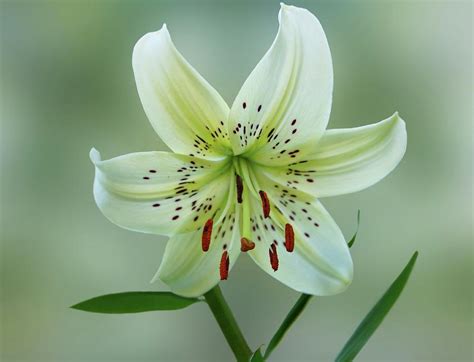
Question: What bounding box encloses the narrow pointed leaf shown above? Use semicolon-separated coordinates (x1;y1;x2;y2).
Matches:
250;347;264;362
71;291;200;314
348;209;361;248
263;293;312;359
335;251;419;362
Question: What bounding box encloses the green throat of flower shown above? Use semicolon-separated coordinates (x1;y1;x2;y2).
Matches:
199;156;296;280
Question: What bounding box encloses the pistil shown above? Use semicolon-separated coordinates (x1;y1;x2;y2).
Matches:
241;190;252;242
233;158;257;251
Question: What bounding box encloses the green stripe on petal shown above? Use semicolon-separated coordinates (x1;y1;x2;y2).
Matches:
133;25;231;159
91;149;232;236
255;113;407;198
228;4;333;166
156;207;241;297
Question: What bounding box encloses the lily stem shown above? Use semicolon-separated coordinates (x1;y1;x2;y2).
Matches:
204;285;252;361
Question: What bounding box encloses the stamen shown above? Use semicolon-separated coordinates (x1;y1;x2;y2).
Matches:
259;190;270;218
220;250;229;280
284;223;295;252
269;244;279;271
240;237;255;252
201;218;213;252
236;174;243;203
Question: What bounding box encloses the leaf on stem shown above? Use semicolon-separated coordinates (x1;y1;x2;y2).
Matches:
71;291;200;314
335;251;419;362
263;293;312;360
250;347;265;362
348;209;361;248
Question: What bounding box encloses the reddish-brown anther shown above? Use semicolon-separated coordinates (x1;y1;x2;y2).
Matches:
201;219;213;252
236;174;243;203
240;237;255;252
219;250;229;280
269;244;279;271
259;190;270;218
284;223;295;252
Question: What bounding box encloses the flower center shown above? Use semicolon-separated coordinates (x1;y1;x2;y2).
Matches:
232;156;295;263
200;155;296;280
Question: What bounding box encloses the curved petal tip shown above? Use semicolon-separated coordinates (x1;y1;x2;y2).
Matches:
390;111;407;133
133;23;170;54
157;23;168;36
279;3;304;13
89;148;101;164
279;3;291;16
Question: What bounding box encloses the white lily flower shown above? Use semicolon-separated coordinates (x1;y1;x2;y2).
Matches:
91;4;407;298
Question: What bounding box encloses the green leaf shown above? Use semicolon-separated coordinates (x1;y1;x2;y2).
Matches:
263;294;312;360
335;251;419;362
348;209;361;248
71;291;200;314
250;347;264;362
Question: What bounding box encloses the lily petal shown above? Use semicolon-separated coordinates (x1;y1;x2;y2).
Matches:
247;193;353;295
133;25;231;158
156;209;240;297
228;4;332;166
254;113;407;198
91;148;232;236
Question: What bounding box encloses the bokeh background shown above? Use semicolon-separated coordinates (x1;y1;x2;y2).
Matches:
1;0;472;361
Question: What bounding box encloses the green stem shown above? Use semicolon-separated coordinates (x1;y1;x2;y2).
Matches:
263;294;313;360
204;285;252;361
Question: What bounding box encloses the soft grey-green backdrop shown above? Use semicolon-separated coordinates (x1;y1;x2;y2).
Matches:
1;0;472;361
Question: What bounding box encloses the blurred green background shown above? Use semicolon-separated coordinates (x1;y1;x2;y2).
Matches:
1;0;472;361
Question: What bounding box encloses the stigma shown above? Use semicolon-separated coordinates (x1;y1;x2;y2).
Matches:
240;237;255;252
